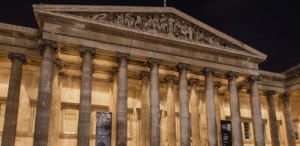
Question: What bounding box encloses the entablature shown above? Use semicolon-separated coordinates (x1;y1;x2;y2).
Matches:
33;4;267;74
0;23;41;65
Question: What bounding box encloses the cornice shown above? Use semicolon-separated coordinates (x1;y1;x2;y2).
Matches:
0;23;38;41
33;5;267;63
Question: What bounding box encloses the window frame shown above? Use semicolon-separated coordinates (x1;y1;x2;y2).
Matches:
293;119;300;141
242;120;252;141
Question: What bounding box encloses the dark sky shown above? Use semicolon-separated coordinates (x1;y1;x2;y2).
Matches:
1;0;299;73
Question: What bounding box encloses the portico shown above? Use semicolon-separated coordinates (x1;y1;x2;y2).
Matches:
0;4;299;146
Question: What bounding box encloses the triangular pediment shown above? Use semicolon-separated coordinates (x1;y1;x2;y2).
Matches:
33;5;267;62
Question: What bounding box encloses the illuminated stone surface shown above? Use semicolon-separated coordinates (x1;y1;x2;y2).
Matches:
0;4;299;146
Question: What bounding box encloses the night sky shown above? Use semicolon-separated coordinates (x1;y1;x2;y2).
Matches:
1;0;299;73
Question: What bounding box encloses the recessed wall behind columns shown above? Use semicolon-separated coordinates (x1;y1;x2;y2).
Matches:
0;62;40;146
221;90;287;146
290;91;300;145
290;92;300;118
0;61;291;146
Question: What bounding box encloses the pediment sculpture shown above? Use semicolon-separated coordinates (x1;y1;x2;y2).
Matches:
59;11;246;52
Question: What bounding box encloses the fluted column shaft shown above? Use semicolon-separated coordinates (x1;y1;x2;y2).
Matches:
204;68;217;146
33;44;55;146
189;78;200;146
226;72;243;146
281;93;296;146
140;72;150;146
265;90;280;146
116;53;130;146
248;76;265;146
1;53;26;146
77;47;95;146
178;63;191;146
149;59;161;146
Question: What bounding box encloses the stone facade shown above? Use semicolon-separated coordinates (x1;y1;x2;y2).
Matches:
0;4;300;146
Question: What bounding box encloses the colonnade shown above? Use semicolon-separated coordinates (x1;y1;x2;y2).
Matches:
0;42;297;146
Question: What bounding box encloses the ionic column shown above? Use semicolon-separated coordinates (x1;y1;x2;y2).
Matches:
214;82;222;146
148;58;161;146
116;53;130;146
33;43;56;146
247;75;265;146
226;72;243;146
1;53;26;146
189;78;200;146
265;90;280;146
203;68;218;146
140;71;150;146
177;63;191;146
166;75;177;146
281;93;296;146
77;47;95;146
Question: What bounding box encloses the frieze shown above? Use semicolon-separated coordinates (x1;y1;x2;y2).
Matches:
0;28;37;40
58;12;249;53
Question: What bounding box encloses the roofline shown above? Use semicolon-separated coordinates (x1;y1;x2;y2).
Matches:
283;64;300;74
0;22;38;34
32;4;267;60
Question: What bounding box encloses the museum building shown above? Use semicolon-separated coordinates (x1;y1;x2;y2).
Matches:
0;4;300;146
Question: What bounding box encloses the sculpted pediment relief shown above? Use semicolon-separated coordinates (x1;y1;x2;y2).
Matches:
33;5;267;61
60;11;238;50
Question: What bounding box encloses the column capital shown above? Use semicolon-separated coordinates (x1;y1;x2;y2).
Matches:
38;39;57;51
189;78;200;86
111;67;119;75
116;52;130;62
264;90;276;96
177;63;191;72
8;53;26;63
238;85;245;91
247;75;262;83
214;82;222;88
282;92;290;97
165;75;177;83
80;47;95;57
225;71;239;80
53;58;63;70
280;92;290;100
148;58;162;68
202;67;215;76
140;71;150;79
188;78;199;86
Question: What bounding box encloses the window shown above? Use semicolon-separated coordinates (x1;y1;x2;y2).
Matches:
293;121;299;140
243;122;251;140
62;109;78;134
0;104;5;131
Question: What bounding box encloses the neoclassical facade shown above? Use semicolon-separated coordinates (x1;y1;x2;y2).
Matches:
0;4;300;146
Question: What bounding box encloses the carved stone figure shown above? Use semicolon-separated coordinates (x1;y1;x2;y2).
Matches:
144;16;153;30
92;13;108;21
187;26;193;40
167;17;175;34
61;11;243;51
207;36;220;46
152;16;160;31
116;14;124;25
159;14;168;33
134;15;143;28
124;13;135;27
